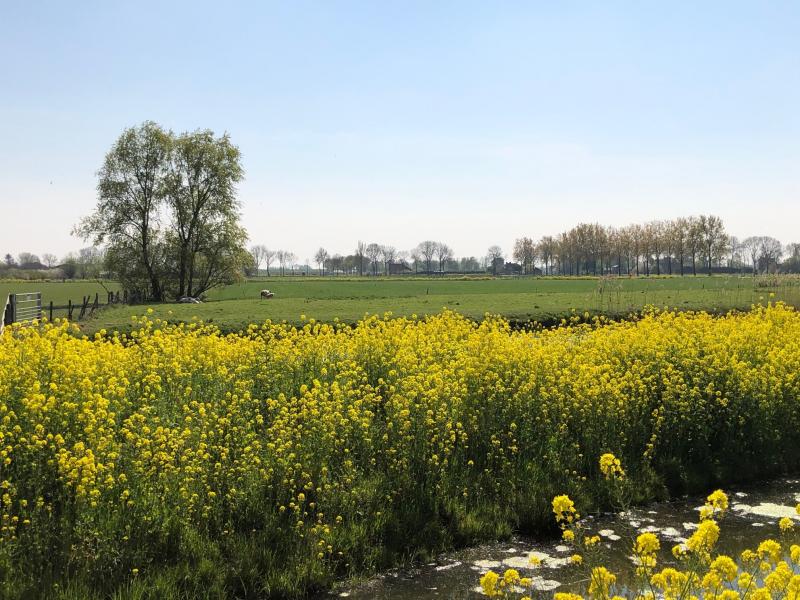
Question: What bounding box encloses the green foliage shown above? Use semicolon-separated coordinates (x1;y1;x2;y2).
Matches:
76;122;248;302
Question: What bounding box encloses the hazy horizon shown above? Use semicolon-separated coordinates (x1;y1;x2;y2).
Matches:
2;1;798;262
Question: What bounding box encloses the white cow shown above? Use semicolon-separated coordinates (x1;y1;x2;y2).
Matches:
260;289;274;299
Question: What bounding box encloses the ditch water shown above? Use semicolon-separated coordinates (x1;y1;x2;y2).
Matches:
328;478;800;600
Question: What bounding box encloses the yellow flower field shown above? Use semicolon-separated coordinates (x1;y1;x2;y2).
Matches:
1;304;799;598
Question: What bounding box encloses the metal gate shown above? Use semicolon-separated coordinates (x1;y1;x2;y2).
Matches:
1;292;42;332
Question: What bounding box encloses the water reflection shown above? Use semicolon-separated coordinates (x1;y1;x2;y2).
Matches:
326;479;800;600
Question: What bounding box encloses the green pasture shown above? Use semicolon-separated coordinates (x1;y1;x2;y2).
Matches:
0;280;121;318
206;274;772;300
82;275;800;334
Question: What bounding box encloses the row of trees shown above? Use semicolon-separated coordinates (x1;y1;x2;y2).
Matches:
511;217;795;276
248;246;300;276
247;241;485;277
1;248;104;280
7;218;800;287
246;216;799;278
511;216;727;276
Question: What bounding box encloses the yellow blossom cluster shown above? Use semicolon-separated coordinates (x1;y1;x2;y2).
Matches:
480;568;533;598
599;453;625;479
1;303;800;596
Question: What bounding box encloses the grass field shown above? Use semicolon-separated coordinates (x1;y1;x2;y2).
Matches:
0;280;121;319
77;275;800;334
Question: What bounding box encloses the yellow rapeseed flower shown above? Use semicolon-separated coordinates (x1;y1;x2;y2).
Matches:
635;532;660;557
480;570;500;597
599;453;625;479
588;566;616;599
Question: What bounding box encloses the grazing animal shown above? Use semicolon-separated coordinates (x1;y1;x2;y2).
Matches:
260;289;274;299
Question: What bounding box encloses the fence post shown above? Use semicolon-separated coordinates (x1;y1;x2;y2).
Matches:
68;299;73;320
2;294;14;328
49;301;53;322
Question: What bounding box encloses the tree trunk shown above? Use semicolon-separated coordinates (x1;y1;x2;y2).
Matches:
140;229;162;301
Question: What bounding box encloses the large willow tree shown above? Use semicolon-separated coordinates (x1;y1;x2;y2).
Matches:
77;121;249;301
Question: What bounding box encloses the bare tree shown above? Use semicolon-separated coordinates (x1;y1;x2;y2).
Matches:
263;248;276;276
250;245;268;275
365;243;382;275
698;214;726;272
416;241;437;273
727;236;741;270
784;243;800;273
41;253;58;269
329;254;343;276
277;250;288;276
758;236;783;274
687;217;703;276
513;237;535;274
78;247;104;279
17;252;41;267
670;218;689;276
459;256;481;272
409;249;421;273
742;237;761;275
396;250;409;270
314;247;329;276
537;236;556;275
355;241;367;276
646;222;663;276
381;245;398;275
284;252;297;275
487;245;503;275
435;243;453;273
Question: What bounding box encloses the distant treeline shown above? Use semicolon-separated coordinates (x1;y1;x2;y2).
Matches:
248;215;800;277
6;216;800;284
0;248;104;281
511;216;794;276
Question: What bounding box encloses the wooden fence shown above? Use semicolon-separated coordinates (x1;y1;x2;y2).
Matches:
1;291;127;332
52;290;126;321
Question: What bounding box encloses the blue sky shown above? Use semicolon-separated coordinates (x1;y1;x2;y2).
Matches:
1;1;798;262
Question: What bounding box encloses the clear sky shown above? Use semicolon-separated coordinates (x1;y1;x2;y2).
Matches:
1;1;798;263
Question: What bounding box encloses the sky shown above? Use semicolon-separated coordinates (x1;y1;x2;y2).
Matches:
1;1;799;264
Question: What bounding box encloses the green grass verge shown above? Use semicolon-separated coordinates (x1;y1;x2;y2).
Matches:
82;275;800;335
